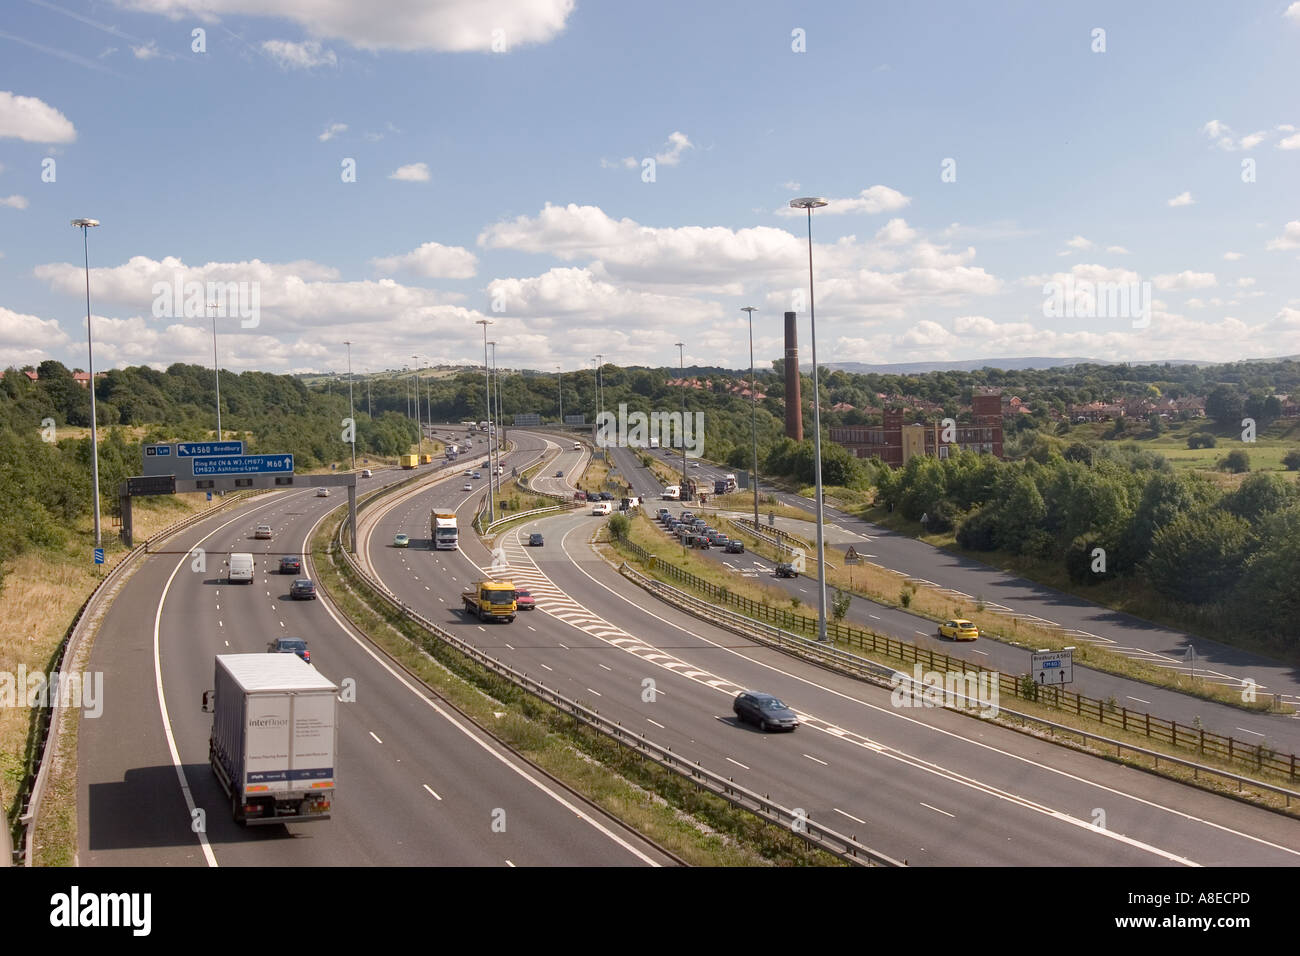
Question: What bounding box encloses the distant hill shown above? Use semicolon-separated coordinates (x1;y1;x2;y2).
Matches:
812;357;1107;375
806;356;1224;375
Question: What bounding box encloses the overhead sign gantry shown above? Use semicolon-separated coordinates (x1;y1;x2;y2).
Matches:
123;442;357;550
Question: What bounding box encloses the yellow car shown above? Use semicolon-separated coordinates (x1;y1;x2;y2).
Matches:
938;619;979;641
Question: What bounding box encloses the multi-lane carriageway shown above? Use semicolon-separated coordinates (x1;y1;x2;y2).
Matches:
76;426;1300;866
77;445;670;866
360;430;1300;866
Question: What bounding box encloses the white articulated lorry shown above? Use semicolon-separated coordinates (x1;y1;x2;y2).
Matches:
205;654;338;826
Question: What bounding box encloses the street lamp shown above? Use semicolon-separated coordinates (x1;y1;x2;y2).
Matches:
365;367;372;419
476;319;494;522
675;342;686;495
71;218;102;550
488;341;498;508
344;341;355;470
594;353;603;425
556;365;563;426
742;306;760;529
411;355;422;463
791;196;830;641
208;300;222;440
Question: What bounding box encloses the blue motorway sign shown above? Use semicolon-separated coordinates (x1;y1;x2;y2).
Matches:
191;454;293;476
177;441;245;457
93;548;105;564
144;444;171;457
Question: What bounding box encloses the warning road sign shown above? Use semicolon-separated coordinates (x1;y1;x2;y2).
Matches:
844;546;861;564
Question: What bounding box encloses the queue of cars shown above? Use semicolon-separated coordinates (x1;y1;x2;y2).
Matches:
654;508;747;553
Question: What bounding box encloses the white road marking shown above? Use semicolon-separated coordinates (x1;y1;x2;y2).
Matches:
921;802;955;818
868;614;880;620
558;641;569;649
834;807;866;825
646;718;665;729
586;688;603;697
1237;727;1264;737
423;785;442;800
1127;696;1150;705
599;663;612;671
369;732;383;744
541;663;553;671
726;757;750;770
504;642;515;650
803;753;829;766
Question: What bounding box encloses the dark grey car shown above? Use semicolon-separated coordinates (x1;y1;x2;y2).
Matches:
733;692;798;732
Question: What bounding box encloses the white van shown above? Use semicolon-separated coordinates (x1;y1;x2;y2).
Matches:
661;485;680;500
228;552;255;584
591;501;613;516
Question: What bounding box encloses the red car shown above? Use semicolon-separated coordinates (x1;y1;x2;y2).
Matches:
515;588;536;610
573;491;587;501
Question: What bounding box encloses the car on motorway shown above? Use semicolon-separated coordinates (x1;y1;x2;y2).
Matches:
591;501;613;516
691;535;711;549
472;471;482;479
515;588;536;611
573;490;587;501
690;461;700;468
724;539;745;553
254;524;273;539
938;619;980;641
482;460;490;468
393;533;410;548
680;511;695;522
315;487;330;497
733;691;798;732
528;532;544;546
278;556;302;575
555;470;564;478
360;469;373;478
228;552;255;584
289;578;317;600
707;530;728;546
774;562;798;578
463;483;473;491
268;637;311;664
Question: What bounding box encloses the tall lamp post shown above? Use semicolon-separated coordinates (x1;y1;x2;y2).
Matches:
476;319;494;522
71;218;102;550
741;306;760;529
556;365;563;425
675;342;686;495
791;196;830;641
411;355;423;463
344;341;355;469
488;341;498;508
208;300;222;439
364;367;372;419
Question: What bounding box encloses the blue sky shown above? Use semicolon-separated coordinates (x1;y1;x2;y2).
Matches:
2;0;1299;377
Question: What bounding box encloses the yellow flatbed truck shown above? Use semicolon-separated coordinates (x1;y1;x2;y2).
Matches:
461;580;517;622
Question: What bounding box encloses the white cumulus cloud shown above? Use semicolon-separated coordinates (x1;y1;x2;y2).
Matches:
261;39;338;69
0;91;76;143
371;241;477;279
776;185;910;217
318;122;347;142
1167;191;1195;207
388;162;431;182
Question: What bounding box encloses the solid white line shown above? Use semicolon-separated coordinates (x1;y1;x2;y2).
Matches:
1127;696;1150;705
803;753;829;766
868;614;880;620
540;663;552;671
369;731;383;744
586;688;602;697
1237;727;1264;737
726;757;750;770
423;784;442;800
646;718;665;729
921;802;955;818
833;807;866;825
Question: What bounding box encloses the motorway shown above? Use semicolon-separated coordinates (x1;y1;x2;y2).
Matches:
358;429;1300;866
603;443;1300;754
77;441;671;867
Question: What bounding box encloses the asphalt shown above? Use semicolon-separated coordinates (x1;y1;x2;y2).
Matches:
77;440;671;867
359;430;1300;867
